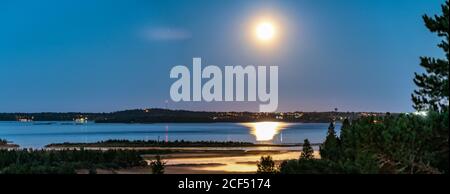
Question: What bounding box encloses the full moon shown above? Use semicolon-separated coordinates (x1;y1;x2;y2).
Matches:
255;22;276;42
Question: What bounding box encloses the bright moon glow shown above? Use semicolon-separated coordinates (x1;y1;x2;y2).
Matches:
255;22;276;42
245;122;286;141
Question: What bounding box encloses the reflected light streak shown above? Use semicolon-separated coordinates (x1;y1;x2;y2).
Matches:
244;122;288;142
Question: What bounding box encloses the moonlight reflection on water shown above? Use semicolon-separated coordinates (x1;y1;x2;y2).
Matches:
244;122;289;142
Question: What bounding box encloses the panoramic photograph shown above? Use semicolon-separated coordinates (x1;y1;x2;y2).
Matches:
0;0;448;182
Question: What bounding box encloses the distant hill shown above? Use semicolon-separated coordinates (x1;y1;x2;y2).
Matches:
0;108;389;123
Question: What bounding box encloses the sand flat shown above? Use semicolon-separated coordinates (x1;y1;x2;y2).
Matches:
142;149;321;174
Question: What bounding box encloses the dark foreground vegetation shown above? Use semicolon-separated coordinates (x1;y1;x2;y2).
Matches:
0;149;160;174
266;112;448;174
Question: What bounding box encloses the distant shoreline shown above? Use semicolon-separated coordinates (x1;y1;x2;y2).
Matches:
0;108;389;124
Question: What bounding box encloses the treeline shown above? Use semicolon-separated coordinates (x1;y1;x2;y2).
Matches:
268;112;448;174
0;109;372;123
0;149;152;174
0;112;106;121
45;140;256;148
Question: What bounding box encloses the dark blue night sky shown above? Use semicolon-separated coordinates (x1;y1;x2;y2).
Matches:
0;0;445;112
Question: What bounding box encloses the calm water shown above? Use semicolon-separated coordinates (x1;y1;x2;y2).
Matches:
0;121;341;148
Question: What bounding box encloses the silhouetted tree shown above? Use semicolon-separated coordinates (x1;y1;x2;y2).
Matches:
412;0;449;112
300;139;314;160
410;0;449;173
320;122;340;161
257;155;277;174
339;118;356;161
150;155;166;174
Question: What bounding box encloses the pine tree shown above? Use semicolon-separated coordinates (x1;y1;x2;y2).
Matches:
327;122;336;137
320;122;340;161
412;0;449;112
339;119;351;140
339;118;355;161
300;139;314;160
257;155;277;174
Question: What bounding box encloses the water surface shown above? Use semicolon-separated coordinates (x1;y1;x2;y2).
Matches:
0;121;340;148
